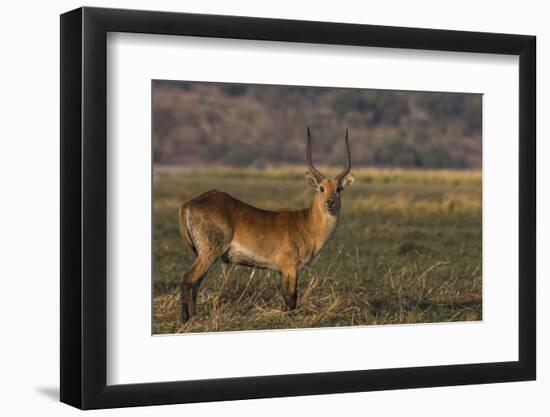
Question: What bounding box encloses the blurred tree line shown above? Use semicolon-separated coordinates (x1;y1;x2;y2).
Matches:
153;80;482;169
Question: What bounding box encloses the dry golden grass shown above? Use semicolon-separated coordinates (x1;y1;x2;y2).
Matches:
153;167;482;334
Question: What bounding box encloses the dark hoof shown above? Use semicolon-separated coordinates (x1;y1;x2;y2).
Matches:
181;303;190;323
285;302;297;312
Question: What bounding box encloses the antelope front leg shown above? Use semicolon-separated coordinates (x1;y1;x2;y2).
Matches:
281;269;298;311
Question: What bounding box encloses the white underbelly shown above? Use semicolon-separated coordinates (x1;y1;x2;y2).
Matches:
226;242;279;271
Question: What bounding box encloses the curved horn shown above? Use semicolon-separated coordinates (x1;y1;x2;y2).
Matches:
306;126;325;182
335;129;351;181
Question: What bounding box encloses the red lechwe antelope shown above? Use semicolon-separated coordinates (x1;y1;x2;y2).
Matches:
178;127;354;322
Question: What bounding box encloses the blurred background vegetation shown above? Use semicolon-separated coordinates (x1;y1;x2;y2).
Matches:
152;80;481;169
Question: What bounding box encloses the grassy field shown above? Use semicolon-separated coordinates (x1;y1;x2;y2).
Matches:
153;167;482;334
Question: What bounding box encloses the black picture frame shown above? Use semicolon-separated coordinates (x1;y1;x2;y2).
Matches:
60;6;536;410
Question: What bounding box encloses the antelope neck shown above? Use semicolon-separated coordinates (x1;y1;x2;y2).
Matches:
305;197;339;248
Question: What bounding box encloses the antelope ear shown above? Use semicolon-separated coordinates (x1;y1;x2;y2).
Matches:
340;173;355;189
305;172;321;189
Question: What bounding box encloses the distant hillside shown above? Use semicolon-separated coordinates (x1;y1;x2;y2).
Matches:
152;80;482;169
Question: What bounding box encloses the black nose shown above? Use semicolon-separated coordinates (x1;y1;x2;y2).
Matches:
327;199;336;208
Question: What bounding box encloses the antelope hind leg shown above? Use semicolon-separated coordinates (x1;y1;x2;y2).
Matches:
180;257;215;323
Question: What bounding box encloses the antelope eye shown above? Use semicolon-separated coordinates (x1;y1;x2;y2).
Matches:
319;186;325;193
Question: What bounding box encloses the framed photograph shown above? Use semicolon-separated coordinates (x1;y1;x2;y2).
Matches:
60;6;536;409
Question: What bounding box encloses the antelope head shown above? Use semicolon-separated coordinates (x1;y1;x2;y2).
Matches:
305;127;355;217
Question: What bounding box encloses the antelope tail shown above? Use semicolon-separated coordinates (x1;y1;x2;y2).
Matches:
178;203;198;256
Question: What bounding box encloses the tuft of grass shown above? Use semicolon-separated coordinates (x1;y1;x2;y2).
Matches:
153;167;482;334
